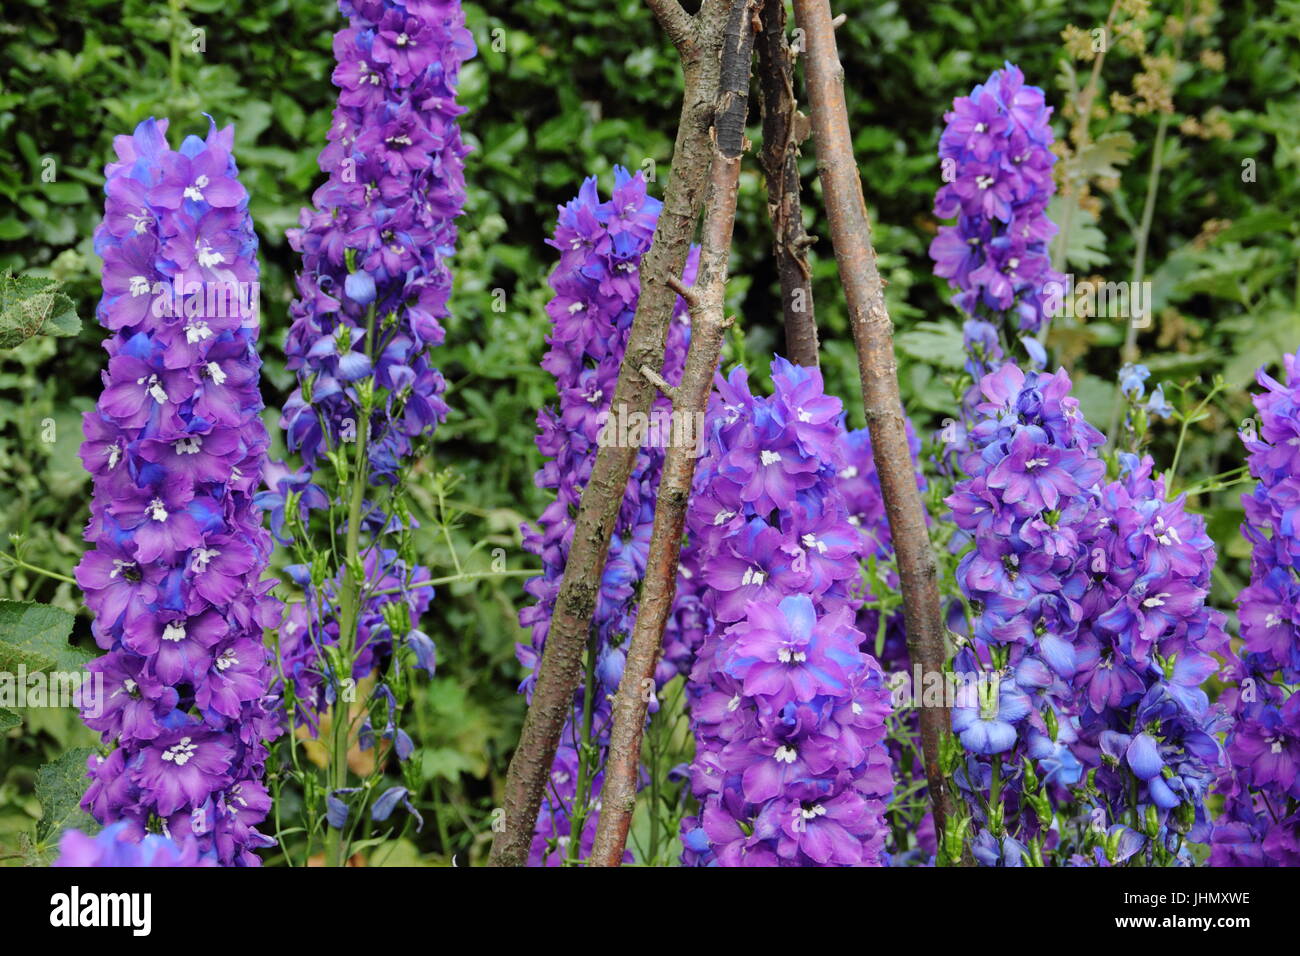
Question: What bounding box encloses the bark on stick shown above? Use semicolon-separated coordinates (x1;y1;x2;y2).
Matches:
589;1;757;866
489;0;735;868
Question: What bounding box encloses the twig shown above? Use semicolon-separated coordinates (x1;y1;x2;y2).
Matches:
488;0;736;868
792;0;961;853
646;0;698;54
757;0;820;366
589;0;757;868
639;363;679;401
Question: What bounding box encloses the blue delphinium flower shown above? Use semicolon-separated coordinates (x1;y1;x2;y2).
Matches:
267;0;474;730
948;361;1227;865
930;63;1063;385
1212;351;1300;866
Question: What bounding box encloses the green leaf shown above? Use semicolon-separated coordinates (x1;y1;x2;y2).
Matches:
1069;131;1135;182
0;269;82;348
1048;198;1110;270
895;321;966;369
35;746;98;845
38;180;90;205
0;706;20;731
0;600;89;674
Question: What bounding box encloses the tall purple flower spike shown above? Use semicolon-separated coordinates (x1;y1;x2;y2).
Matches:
267;0;474;723
518;169;698;864
948;361;1227;866
1212;352;1300;866
929;62;1063;462
681;358;894;867
70;117;280;866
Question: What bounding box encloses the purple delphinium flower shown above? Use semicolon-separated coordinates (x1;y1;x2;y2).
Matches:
931;63;1062;341
518;169;697;865
1213;352;1300;866
69;117;280;867
948;361;1227;865
681;357;894;867
267;0;474;727
930;64;1063;482
54;822;216;867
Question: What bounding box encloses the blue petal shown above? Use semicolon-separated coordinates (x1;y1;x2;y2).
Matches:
344;271;377;305
1126;732;1163;779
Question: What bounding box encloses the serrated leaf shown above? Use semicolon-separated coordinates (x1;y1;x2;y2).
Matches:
1048;197;1110;270
0;600;88;674
0;269;82;348
895;321;966;369
35;746;98;845
0;706;20;731
1068;132;1135;181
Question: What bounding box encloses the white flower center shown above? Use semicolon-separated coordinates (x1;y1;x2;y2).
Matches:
196;240;225;269
162;736;198;766
183;175;209;202
190;547;220;573
138;374;169;404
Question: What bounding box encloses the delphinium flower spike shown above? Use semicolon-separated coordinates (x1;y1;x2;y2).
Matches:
930;63;1062;377
260;0;474;861
947;361;1227;865
518;168;698;864
1212;352;1300;866
681;357;894;866
70;117;279;866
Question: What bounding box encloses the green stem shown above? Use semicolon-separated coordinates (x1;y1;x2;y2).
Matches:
367;567;536;599
325;308;377;867
0;553;76;586
565;634;599;866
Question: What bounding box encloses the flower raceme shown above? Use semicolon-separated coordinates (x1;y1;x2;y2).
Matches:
1212;352;1300;866
69;117;280;866
947;362;1227;865
929;62;1063;485
930;62;1062;344
267;0;474;727
517;168;696;864
682;358;894;867
279;0;474;480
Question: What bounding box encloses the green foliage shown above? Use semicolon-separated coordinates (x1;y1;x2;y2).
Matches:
0;601;88;674
33;746;98;848
0;271;80;349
